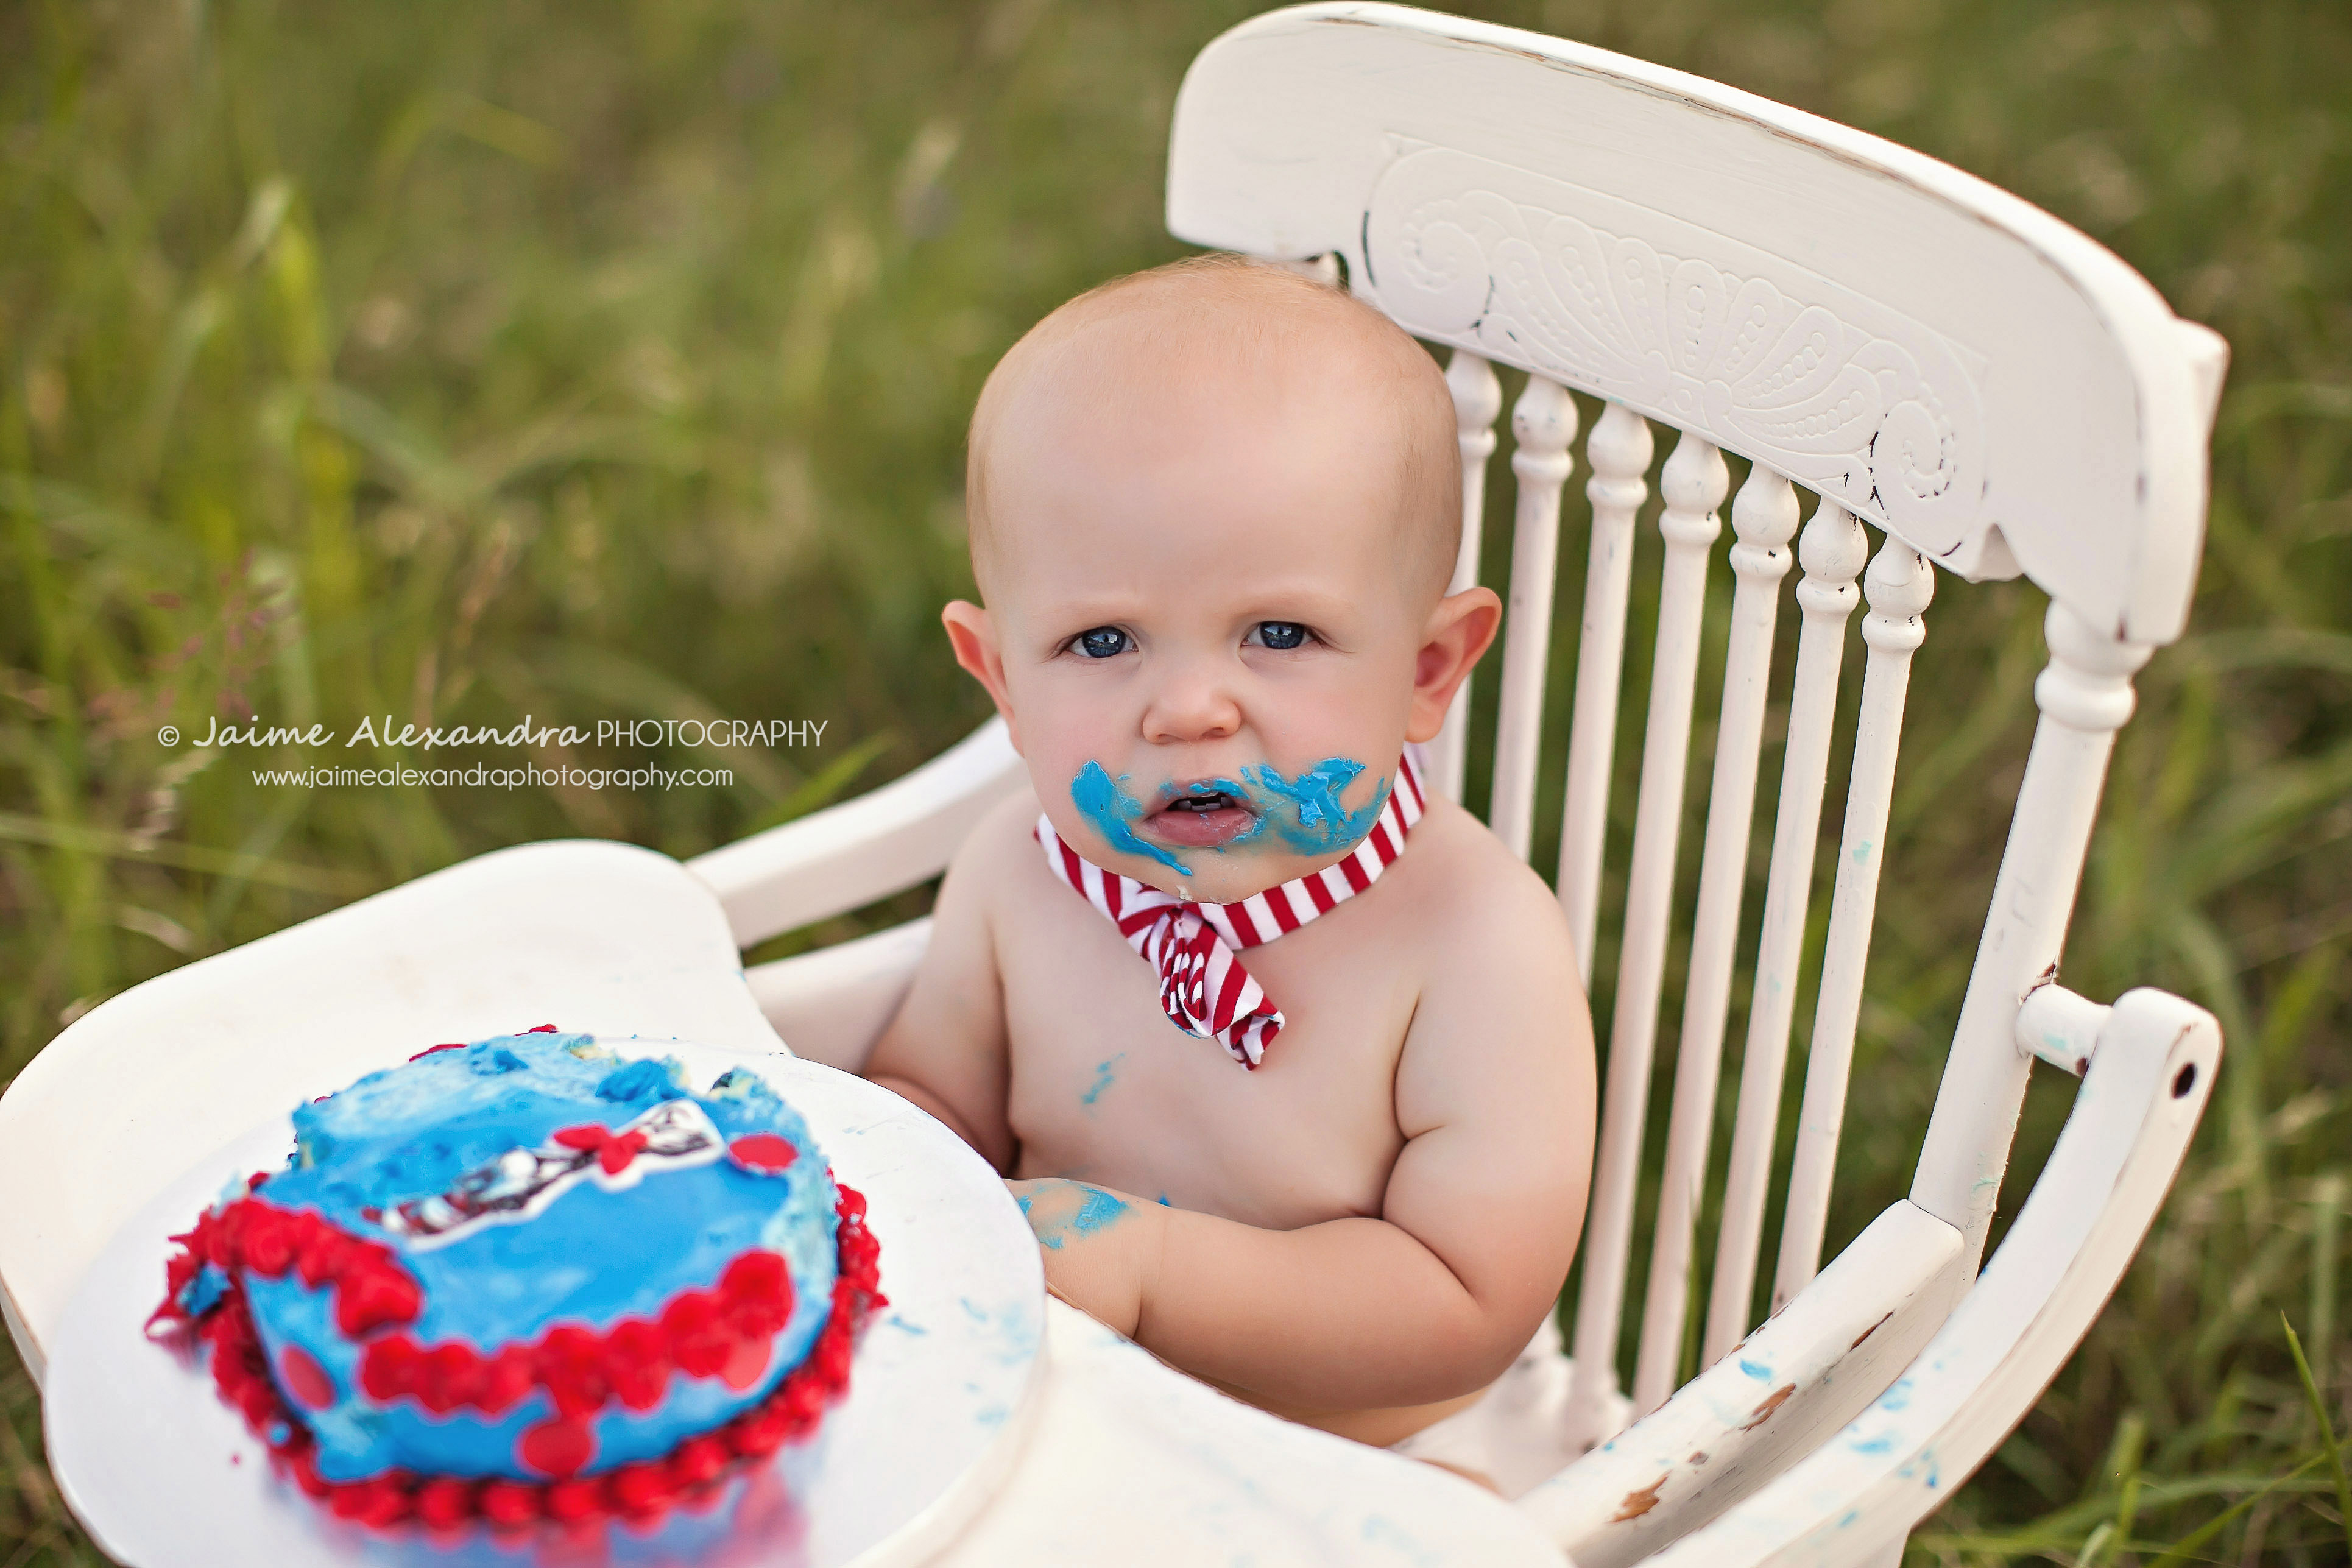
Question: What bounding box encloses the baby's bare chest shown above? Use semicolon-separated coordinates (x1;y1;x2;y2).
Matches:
995;884;1424;1228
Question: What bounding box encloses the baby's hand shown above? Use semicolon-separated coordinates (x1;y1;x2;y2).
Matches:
1006;1178;1164;1337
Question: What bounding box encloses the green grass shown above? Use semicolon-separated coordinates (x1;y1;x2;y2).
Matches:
2;1;2347;1563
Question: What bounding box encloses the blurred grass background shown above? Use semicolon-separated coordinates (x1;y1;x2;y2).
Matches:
2;0;2347;1562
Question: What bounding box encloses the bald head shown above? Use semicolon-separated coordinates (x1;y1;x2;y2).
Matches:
966;254;1461;603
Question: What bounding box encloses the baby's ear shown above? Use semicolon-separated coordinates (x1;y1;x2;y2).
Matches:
1407;587;1502;743
942;601;1021;750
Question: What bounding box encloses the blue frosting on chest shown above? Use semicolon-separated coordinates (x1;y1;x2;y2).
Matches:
239;1033;841;1482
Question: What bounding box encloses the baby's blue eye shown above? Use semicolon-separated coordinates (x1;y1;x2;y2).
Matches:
1251;621;1310;651
1076;627;1129;659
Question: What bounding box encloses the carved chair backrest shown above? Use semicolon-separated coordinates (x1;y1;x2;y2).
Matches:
1167;2;2224;1436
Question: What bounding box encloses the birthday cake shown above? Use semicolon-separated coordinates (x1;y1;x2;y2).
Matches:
149;1028;882;1530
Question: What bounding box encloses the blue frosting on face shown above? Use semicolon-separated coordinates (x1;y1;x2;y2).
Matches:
1070;760;1189;873
1240;758;1388;853
1067;755;1391;872
235;1032;839;1483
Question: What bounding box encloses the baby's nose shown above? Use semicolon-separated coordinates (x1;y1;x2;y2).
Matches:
1140;667;1243;744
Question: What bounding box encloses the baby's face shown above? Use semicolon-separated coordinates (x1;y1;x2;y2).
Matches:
955;369;1441;904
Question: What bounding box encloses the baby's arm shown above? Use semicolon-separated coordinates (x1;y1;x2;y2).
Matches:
1026;892;1595;1419
863;814;1019;1173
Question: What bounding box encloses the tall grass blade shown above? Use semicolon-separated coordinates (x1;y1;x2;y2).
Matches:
2315;1172;2344;1386
2143;1452;2325;1568
2283;1312;2352;1558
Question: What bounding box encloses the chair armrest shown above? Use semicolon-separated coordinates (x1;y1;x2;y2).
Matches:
747;917;932;1073
1644;988;2220;1568
685;718;1030;948
1520;1200;1962;1566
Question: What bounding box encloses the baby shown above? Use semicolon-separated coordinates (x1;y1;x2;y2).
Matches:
866;255;1596;1455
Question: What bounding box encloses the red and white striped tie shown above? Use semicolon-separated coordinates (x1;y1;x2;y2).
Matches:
1036;751;1426;1068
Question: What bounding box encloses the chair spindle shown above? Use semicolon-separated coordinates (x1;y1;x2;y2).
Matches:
1566;428;1726;1441
1631;464;1799;1414
1556;401;1655;986
1489;377;1579;860
1772;537;1935;1312
1700;501;1869;1365
1912;603;2153;1282
1430;350;1503;801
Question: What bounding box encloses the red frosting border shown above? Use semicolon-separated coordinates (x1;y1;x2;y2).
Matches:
159;1183;885;1532
358;1246;802;1421
154;1188;424;1339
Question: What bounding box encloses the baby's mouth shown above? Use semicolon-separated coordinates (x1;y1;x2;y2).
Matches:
1143;785;1260;849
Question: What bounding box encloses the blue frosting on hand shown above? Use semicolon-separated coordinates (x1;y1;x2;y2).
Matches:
1070;1187;1130;1235
238;1032;839;1483
1015;1180;1132;1251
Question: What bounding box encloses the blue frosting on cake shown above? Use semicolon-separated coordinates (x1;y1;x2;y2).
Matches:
238;1031;838;1483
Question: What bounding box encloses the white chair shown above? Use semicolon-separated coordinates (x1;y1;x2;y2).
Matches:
2;5;2228;1564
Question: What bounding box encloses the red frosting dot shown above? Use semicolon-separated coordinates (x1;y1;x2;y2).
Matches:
719;1334;772;1393
727;1134;799;1173
517;1419;597;1476
278;1344;337;1410
415;1477;476;1530
517;1416;598;1480
478;1480;542;1527
545;1475;610;1523
669;1434;729;1488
